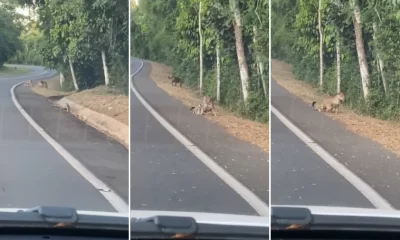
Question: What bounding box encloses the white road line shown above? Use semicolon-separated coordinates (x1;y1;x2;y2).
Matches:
11;81;129;213
131;60;144;76
130;59;269;216
271;105;394;210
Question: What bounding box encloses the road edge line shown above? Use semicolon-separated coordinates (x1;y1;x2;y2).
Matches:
271;105;393;210
131;59;269;216
11;82;129;213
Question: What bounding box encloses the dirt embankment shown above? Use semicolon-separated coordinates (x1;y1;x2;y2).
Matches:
32;76;128;125
146;61;269;153
272;58;400;157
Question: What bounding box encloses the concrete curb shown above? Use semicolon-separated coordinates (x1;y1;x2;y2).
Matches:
55;97;129;149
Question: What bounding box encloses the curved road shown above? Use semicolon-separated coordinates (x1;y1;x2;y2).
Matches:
130;58;266;215
0;65;127;212
271;79;400;210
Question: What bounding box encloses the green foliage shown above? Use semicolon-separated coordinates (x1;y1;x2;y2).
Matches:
8;22;44;65
131;0;269;123
7;0;128;94
272;0;400;121
0;7;21;66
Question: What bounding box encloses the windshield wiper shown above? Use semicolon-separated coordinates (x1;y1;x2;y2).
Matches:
131;215;269;239
271;206;313;230
0;206;128;231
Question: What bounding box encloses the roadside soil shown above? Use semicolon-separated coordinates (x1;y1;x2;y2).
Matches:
32;76;128;125
272;58;400;156
147;61;269;153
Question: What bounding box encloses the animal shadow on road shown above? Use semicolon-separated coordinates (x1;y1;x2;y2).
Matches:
47;95;68;103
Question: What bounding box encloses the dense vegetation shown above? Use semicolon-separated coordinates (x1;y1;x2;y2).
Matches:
132;0;269;123
272;0;400;120
0;1;22;67
5;0;129;94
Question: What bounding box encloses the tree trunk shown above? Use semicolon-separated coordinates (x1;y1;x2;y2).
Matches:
198;0;203;93
336;37;341;93
230;0;250;102
260;63;267;102
372;21;387;93
318;0;324;90
68;57;79;91
216;36;221;102
60;72;65;88
252;25;267;101
101;49;110;87
352;0;370;99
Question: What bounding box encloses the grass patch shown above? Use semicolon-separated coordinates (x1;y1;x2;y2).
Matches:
0;65;31;77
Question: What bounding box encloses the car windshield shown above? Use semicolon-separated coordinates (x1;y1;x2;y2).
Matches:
271;0;400;212
130;0;269;220
0;0;129;218
7;0;398;235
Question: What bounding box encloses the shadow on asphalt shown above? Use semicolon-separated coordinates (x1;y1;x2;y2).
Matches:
47;95;68;102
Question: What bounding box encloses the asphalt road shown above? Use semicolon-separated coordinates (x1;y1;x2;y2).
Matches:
271;79;400;209
130;58;261;215
0;65;125;212
270;114;373;207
